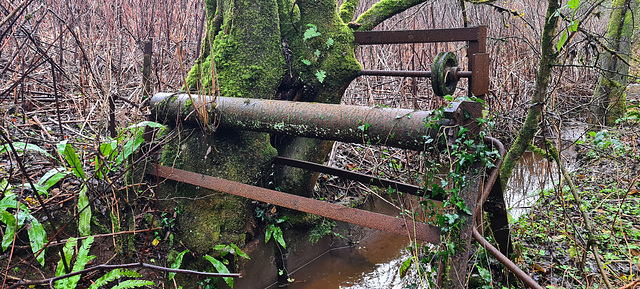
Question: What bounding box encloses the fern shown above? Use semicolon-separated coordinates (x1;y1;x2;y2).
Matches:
55;237;96;289
88;269;142;289
111;280;155;289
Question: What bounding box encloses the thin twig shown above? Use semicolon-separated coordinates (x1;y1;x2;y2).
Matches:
8;262;241;289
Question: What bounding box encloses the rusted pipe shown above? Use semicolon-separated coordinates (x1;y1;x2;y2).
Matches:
359;69;472;78
150;165;441;244
478;136;505;216
472;227;543;289
150;93;481;151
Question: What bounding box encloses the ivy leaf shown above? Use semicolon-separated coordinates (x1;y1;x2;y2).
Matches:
314;49;321;58
301;59;311;66
315;70;327;83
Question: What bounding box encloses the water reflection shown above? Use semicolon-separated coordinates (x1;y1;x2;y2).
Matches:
287;232;416;289
505;151;562;220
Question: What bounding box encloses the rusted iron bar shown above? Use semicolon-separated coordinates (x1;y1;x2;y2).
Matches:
478;137;512;258
353;26;487;45
358;69;473;78
273;156;435;199
473;227;544;289
151;93;481;151
149;165;441;244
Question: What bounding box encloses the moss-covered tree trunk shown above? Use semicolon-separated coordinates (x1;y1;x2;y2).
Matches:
589;0;639;125
499;0;560;187
182;0;432;195
159;0;436;262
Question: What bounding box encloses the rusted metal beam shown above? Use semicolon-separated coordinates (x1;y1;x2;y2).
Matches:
151;93;481;151
353;26;487;45
149;165;441;244
273;156;435;199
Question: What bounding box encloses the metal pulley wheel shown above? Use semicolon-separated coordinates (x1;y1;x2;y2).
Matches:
431;52;460;97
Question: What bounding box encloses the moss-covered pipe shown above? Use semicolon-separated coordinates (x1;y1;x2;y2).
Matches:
150;92;479;151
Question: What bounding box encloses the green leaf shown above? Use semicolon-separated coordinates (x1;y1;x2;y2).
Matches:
0;210;17;251
115;135;144;167
78;185;91;237
567;0;579;9
326;37;334;48
230;243;250;260
127;120;165;130
314;49;321;58
301;59;311;66
0;179;11;194
0;194;27;210
399;257;413;278
38;167;71;196
112;280;155;289
204;255;234;288
0;142;53;158
28;218;46;266
315;70;327;83
569;20;579;32
266;224;286;249
57;141;85;180
303;24;321;41
96;140;117;179
89;269;142;289
169;249;189;280
556;30;568;51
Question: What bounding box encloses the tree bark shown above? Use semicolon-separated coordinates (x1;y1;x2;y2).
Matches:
590;0;638;125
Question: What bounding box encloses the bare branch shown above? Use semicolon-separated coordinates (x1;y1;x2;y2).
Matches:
8;262;241;289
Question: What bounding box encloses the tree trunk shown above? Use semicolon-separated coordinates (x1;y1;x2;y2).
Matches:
500;0;560;187
590;0;639;125
159;0;435;257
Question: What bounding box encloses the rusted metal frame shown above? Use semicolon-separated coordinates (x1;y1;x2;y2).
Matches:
273;156;436;200
467;26;489;97
149;165;441;244
358;69;473;78
354;26;489;98
151;93;457;151
353;26;487;45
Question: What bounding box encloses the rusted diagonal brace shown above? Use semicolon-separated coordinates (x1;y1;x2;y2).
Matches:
149;165;441;244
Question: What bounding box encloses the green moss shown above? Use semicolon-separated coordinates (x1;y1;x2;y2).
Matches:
159;128;277;254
